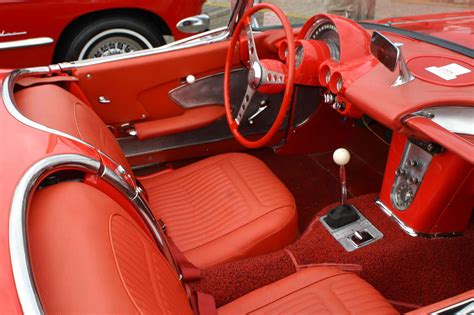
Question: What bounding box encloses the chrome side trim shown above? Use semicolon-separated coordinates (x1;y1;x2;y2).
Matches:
59;27;230;69
9;154;183;313
410;106;474;136
9;154;101;314
375;199;462;238
0;37;54;50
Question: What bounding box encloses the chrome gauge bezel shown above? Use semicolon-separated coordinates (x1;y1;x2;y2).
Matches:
305;18;340;61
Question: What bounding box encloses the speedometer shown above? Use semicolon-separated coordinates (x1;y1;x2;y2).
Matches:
307;20;341;61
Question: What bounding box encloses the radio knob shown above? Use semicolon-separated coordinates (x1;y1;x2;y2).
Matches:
395;168;407;176
406;159;418;167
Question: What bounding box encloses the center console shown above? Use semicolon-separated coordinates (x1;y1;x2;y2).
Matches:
378;132;473;237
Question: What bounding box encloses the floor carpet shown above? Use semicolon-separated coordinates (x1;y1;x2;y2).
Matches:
191;194;474;312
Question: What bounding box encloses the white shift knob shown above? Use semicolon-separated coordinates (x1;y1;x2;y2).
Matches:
333;148;350;166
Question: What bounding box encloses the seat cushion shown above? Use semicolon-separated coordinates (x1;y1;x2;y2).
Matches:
140;153;298;269
219;267;398;315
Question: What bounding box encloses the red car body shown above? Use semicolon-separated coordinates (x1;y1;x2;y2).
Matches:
0;4;472;314
0;0;205;68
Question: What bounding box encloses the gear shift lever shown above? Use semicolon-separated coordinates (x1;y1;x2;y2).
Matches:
324;148;360;229
333;148;350;206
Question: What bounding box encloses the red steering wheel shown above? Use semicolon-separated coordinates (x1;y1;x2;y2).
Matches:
224;3;295;148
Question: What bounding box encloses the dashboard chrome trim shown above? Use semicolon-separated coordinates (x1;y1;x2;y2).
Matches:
411;106;474;136
375;199;462;238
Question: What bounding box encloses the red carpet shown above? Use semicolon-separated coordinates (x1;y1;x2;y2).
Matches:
191;194;474;311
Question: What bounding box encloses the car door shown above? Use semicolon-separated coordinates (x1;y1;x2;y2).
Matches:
69;1;290;168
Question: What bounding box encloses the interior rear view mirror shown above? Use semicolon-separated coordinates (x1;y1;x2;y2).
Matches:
370;31;400;72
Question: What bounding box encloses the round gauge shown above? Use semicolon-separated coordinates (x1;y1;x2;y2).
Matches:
307;20;340;61
295;45;304;68
393;183;414;210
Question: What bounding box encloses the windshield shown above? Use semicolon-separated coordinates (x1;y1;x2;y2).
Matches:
205;0;473;48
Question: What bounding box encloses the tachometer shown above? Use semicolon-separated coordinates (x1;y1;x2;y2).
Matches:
306;20;340;61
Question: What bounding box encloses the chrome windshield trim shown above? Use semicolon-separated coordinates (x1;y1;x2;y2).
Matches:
9;154;101;314
59;27;230;69
0;37;54;50
375;199;462;238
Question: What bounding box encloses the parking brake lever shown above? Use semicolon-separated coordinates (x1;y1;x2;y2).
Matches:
248;99;269;125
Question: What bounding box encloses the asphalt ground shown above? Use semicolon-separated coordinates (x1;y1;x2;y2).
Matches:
203;0;473;29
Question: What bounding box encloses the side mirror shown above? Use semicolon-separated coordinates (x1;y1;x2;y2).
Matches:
176;14;210;34
370;31;414;86
370;31;399;72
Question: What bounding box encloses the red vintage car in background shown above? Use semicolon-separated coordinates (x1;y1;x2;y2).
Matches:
1;0;473;314
0;0;206;68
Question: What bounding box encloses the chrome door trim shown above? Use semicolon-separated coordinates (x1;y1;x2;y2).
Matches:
58;0;251;69
59;27;230;69
0;37;54;50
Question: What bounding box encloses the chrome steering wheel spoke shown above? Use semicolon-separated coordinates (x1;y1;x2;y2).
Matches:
245;22;259;64
261;68;285;85
235;85;256;125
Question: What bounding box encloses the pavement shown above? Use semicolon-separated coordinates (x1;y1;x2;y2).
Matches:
203;0;473;29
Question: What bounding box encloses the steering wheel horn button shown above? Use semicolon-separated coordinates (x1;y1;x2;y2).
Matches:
248;61;262;89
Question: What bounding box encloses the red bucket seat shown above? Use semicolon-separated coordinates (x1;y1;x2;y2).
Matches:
16;84;298;268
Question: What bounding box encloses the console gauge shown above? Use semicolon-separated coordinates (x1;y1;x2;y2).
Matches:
394;183;414;210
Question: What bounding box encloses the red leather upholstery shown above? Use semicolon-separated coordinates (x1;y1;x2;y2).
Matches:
219;267;398;315
28;183;396;314
28;182;193;314
15;84;132;175
140;153;298;268
135;106;225;140
15;84;298;268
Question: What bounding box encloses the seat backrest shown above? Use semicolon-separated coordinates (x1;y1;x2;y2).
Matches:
15;84;132;175
28;181;192;314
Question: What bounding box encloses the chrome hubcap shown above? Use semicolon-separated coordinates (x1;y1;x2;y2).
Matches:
87;36;143;59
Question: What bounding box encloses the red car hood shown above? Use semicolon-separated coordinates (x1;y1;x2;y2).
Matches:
374;11;474;49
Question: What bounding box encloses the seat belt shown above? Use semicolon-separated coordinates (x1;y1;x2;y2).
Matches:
157;219;217;315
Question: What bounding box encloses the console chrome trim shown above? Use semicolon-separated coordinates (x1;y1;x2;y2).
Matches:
375;199;462;238
411;106;474;136
0;37;53;50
